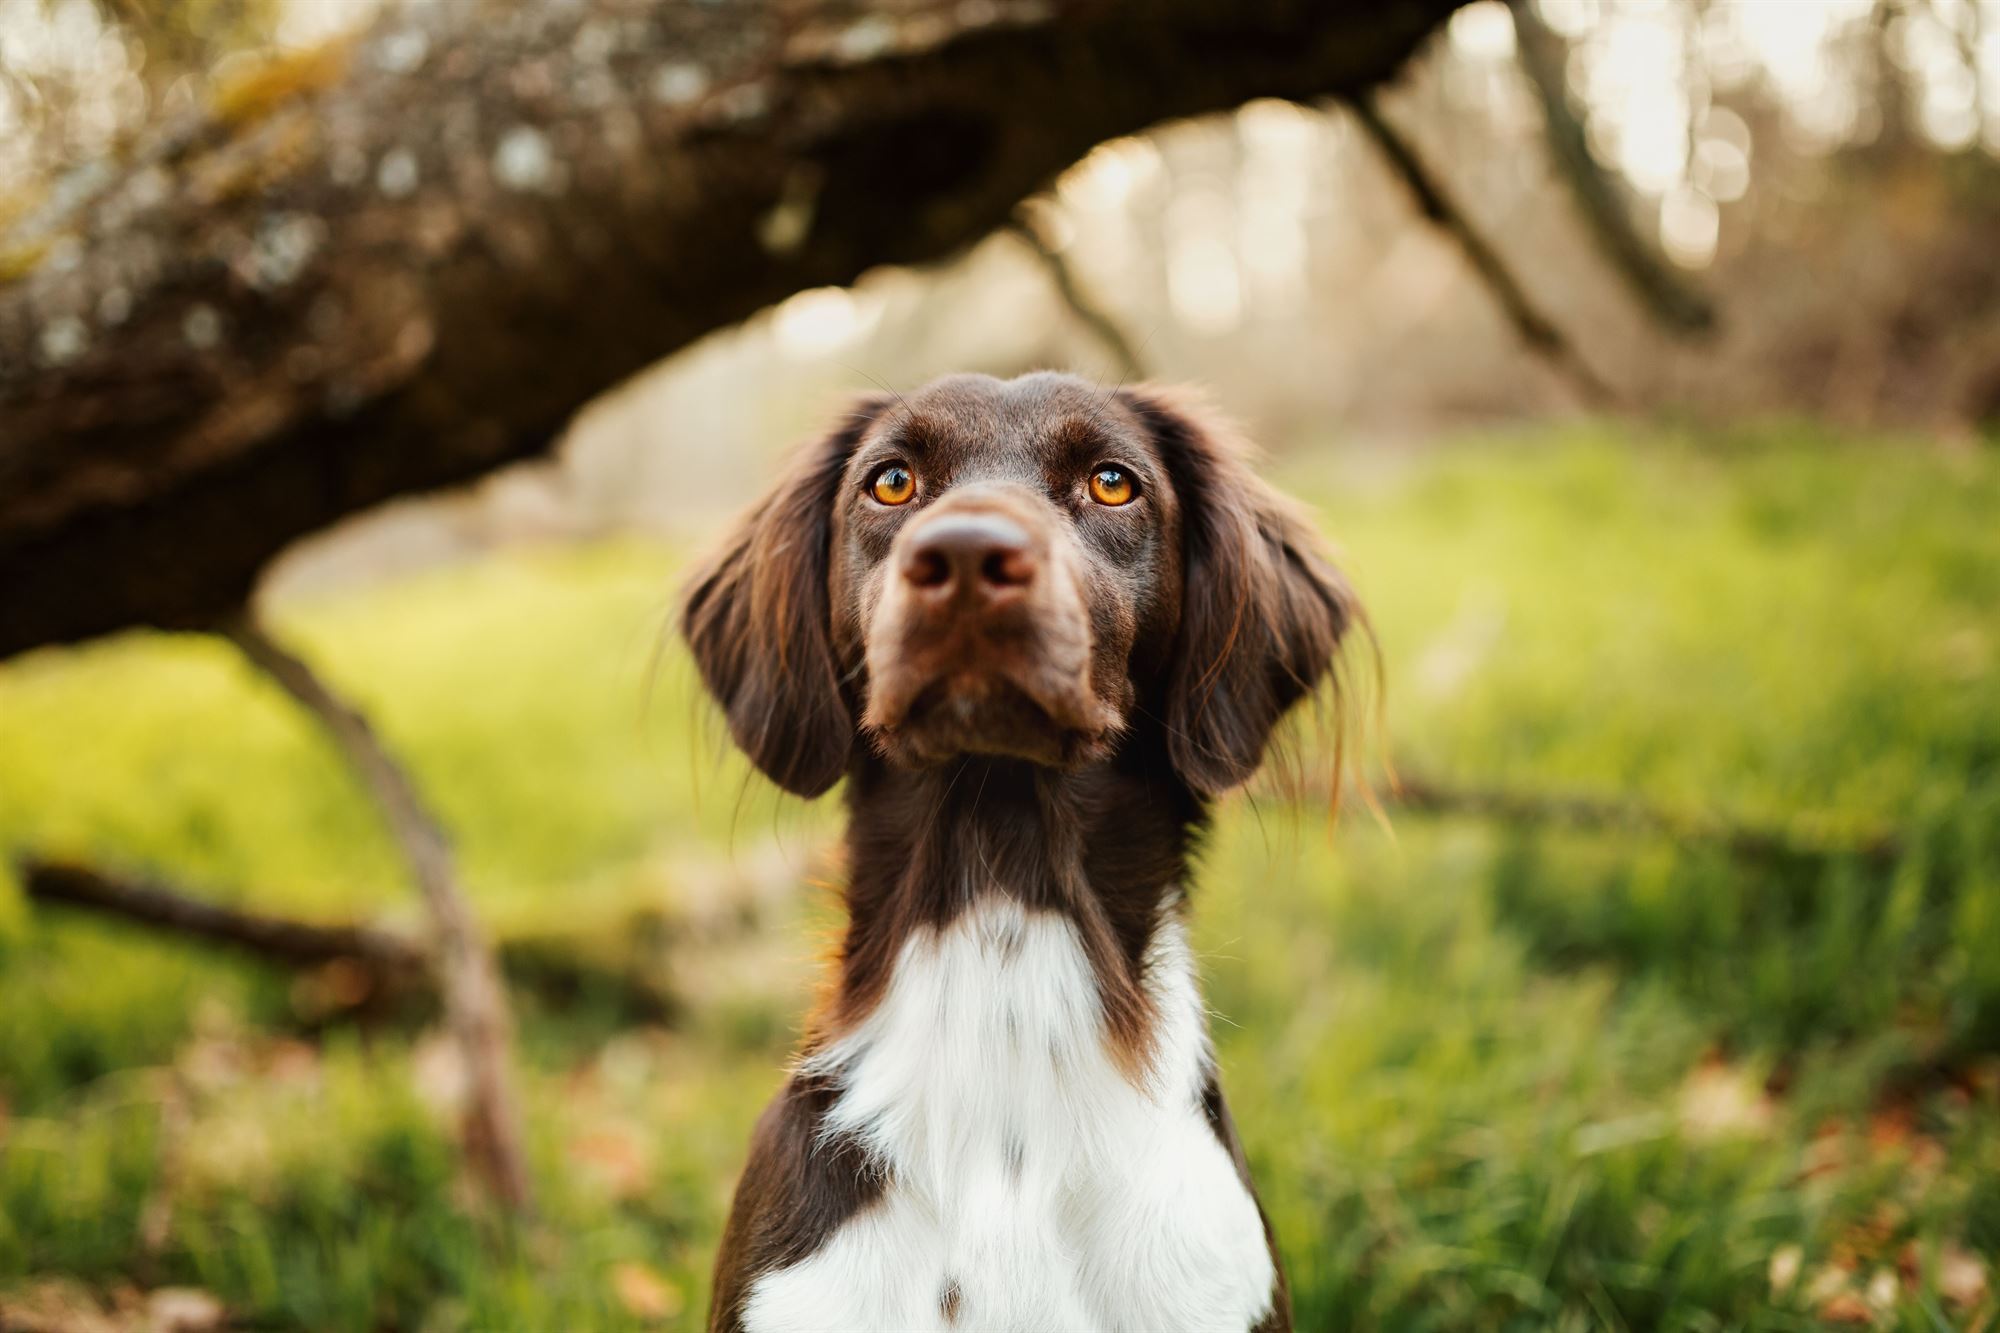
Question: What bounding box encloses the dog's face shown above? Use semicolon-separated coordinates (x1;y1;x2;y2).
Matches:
832;374;1182;771
683;372;1354;798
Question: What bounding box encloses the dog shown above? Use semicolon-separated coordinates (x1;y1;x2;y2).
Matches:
682;371;1358;1332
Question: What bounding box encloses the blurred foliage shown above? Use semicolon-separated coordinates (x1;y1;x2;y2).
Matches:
1;423;1997;1328
100;0;283;77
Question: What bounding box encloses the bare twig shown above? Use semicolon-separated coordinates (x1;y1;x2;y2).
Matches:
222;615;534;1215
1003;213;1148;380
1348;93;1620;409
1507;0;1718;337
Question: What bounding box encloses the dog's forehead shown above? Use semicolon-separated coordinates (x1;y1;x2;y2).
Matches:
891;372;1147;470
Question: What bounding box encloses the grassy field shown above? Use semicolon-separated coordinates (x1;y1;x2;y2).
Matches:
2;424;1996;1331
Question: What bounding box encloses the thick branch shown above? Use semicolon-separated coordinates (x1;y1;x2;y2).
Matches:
0;0;1466;660
1507;0;1717;337
223;614;533;1214
1348;93;1617;408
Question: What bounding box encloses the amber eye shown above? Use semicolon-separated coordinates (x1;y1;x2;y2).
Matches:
871;463;916;506
1088;467;1137;506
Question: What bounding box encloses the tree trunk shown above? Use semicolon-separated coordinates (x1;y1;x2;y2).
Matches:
0;0;1463;660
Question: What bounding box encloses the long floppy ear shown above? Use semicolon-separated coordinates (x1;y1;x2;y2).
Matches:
1121;388;1357;796
679;396;888;796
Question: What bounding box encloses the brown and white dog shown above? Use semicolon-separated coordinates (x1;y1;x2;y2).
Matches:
681;372;1358;1332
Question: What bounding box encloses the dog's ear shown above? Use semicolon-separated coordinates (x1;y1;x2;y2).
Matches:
1121;388;1357;796
680;396;889;797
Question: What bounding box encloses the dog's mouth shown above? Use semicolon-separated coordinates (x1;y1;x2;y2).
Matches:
866;666;1113;769
858;523;1120;770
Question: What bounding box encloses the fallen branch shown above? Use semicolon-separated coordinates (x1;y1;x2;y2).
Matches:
1003;213;1148;380
16;856;676;1024
1372;771;1902;869
1348;93;1618;409
223;615;533;1215
1507;0;1717;337
20;857;426;974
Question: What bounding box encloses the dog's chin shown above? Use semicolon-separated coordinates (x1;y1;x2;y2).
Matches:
868;673;1113;770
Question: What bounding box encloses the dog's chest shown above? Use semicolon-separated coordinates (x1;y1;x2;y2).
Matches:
742;896;1275;1333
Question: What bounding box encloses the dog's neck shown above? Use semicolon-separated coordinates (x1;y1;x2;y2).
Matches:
821;720;1206;1063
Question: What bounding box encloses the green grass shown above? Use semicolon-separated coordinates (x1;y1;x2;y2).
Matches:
1;423;1995;1330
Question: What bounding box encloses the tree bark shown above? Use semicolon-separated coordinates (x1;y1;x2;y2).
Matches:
0;0;1465;660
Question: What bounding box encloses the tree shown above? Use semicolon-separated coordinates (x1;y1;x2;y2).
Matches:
0;0;1466;660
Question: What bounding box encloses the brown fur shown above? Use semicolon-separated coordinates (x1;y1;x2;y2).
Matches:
682;373;1356;1331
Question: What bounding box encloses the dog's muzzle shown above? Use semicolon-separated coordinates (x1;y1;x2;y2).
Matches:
862;489;1107;766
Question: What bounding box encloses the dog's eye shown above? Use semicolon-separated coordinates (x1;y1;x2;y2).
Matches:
871;464;916;506
1088;467;1137;507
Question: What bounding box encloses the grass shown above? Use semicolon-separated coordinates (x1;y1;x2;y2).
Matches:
1;422;1995;1330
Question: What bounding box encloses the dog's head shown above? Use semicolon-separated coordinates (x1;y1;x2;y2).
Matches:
682;372;1356;797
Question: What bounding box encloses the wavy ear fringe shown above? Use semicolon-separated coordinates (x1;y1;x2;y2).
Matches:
680;396;889;797
1119;386;1364;799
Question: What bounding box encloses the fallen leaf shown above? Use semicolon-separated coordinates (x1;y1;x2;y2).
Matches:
1897;1240;1922;1285
611;1262;683;1323
0;1282;225;1333
1769;1244;1804;1297
1806;1263;1855;1310
1817;1290;1875;1325
1867;1105;1913;1154
567;1123;653;1200
1941;1243;1990;1309
1679;1058;1773;1140
0;1279;115;1333
147;1287;227;1332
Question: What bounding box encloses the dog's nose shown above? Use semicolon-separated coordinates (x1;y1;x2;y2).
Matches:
903;512;1037;604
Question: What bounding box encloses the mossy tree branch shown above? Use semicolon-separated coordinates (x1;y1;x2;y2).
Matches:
0;0;1467;661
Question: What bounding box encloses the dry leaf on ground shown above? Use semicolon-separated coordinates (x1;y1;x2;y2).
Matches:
610;1262;683;1323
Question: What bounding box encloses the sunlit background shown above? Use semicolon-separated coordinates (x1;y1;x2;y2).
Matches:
3;1;1998;1329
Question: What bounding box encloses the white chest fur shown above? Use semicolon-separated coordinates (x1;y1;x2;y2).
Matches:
742;896;1276;1333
